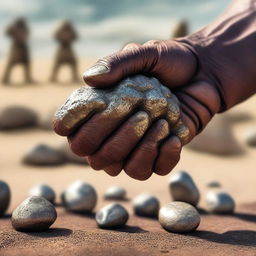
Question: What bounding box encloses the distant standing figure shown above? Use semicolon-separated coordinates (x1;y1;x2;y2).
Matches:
50;20;79;83
2;18;34;85
172;20;189;38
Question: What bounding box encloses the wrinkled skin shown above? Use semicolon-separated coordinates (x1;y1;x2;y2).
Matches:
54;0;256;180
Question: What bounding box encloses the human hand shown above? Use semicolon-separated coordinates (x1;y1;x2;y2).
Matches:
54;0;256;180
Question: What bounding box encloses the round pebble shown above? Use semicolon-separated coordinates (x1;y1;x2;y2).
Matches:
29;184;56;204
245;129;256;147
159;201;200;233
96;203;129;228
23;144;65;166
104;186;126;200
12;196;57;232
0;106;38;130
169;170;200;206
133;194;160;217
206;181;221;188
0;181;11;216
62;180;97;213
206;191;235;214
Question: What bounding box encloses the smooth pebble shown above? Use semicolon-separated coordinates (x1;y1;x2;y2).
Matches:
12;196;57;232
245;129;256;147
29;184;56;204
169;170;200;206
62;180;97;213
159;201;200;233
133;194;159;217
0;181;11;216
104;186;126;200
206;191;235;214
23;144;65;166
96;203;128;228
0;106;38;130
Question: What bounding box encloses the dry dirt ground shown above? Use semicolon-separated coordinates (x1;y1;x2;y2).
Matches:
0;60;255;255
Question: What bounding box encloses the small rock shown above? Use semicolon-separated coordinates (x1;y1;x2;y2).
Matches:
206;191;235;214
0;181;11;216
23;144;65;166
206;181;221;188
133;194;160;217
245;129;256;147
59;142;88;165
104;186;126;200
62;180;97;213
0;106;38;130
29;184;56;204
169;170;200;206
159;201;200;233
187;115;242;155
12;196;57;232
96;203;128;228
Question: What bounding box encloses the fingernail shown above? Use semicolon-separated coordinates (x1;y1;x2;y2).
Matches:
83;64;110;78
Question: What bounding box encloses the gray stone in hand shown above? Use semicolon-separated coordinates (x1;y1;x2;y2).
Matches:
29;184;56;204
62;180;97;213
12;196;57;232
206;191;235;214
0;181;11;216
53;75;190;144
169;170;200;206
132;194;160;217
104;186;127;200
96;203;129;228
159;201;200;233
23;144;65;166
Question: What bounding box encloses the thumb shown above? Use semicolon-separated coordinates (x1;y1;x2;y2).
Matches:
83;40;197;88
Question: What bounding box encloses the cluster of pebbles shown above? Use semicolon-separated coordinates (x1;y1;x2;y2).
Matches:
1;170;236;233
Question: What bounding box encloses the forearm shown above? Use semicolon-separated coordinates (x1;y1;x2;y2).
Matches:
177;0;256;112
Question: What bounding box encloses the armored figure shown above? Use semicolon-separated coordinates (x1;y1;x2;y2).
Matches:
50;20;79;83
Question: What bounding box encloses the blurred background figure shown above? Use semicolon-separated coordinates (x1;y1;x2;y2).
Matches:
2;17;34;85
50;20;79;83
171;20;189;38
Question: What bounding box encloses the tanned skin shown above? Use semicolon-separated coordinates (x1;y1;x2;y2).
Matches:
55;0;256;180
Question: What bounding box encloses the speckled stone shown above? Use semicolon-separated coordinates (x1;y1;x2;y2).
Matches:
29;184;56;204
159;201;200;233
133;194;160;217
0;106;38;130
96;203;129;228
0;181;11;216
12;196;57;232
54;75;190;144
23;144;65;166
169;170;200;206
206;191;235;214
62;180;97;213
104;186;127;200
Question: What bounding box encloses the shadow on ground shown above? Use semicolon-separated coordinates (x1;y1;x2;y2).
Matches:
26;228;73;238
190;230;256;247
